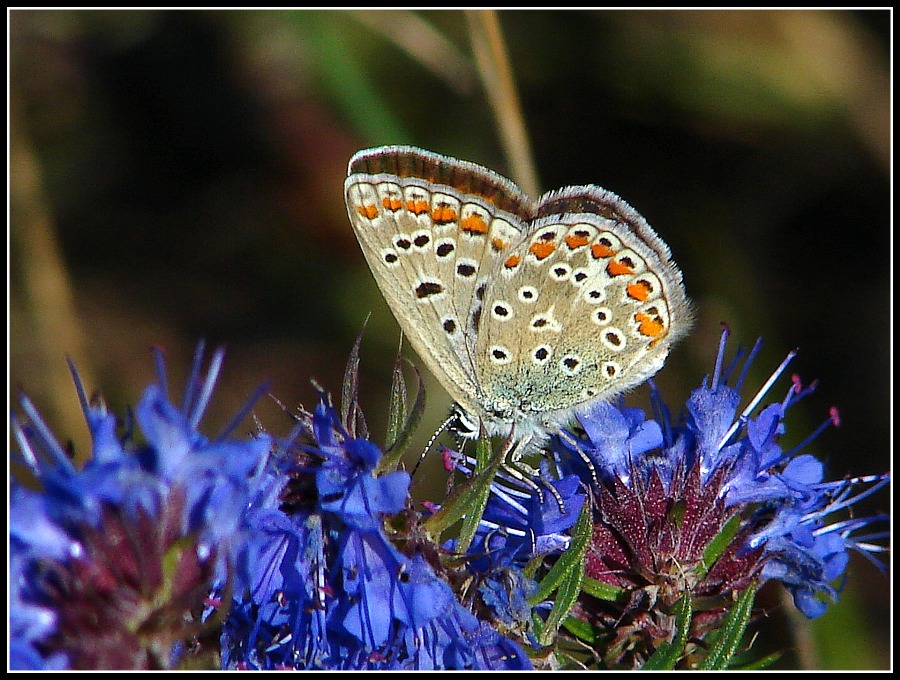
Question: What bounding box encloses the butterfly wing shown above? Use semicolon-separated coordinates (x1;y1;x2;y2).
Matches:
473;186;692;429
344;147;536;420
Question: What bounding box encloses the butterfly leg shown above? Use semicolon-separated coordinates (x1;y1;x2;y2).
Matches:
499;432;567;513
555;428;600;490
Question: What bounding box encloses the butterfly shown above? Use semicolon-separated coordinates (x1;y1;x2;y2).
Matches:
345;146;691;445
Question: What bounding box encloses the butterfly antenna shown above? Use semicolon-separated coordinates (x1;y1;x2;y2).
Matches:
412;412;457;477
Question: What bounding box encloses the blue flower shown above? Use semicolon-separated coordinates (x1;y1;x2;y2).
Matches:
557;400;664;486
310;400;410;530
555;326;889;667
220;393;532;670
8;487;71;670
9;344;272;670
439;447;585;641
450;456;585;569
12;328;887;670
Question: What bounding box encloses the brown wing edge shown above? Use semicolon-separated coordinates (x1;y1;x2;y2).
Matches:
535;184;694;344
348;145;535;218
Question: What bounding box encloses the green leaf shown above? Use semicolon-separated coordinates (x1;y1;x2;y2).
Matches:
386;347;408;442
340;328;367;440
378;355;425;473
697;584;757;670
562;614;600;645
732;650;782;670
421;434;501;549
641;594;692;670
530;493;592;647
529;496;591;604
535;562;584;648
580;576;625;603
699;512;742;578
291;11;408;144
473;427;493;472
454;434;498;552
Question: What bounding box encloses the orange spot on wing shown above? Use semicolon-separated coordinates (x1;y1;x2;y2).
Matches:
528;241;556;260
460;214;489;234
382;196;402;212
591;243;615;259
607;259;634;277
565;234;589;249
356;204;379;219
504;254;521;269
432;206;458;224
407;199;429;215
491;237;508;251
627;280;651;301
635;311;665;338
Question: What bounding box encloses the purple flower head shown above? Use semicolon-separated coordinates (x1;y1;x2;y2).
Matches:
9;344;272;670
553;326;889;667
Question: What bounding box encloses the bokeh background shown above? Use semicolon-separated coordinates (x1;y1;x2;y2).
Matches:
9;9;890;669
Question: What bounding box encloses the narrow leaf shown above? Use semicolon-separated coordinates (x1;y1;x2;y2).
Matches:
529;495;591;603
530;494;592;647
386;346;408;445
455;435;500;552
699;513;742;578
422;435;501;547
474;428;493;472
293;12;408;144
641;594;692;670
697;584;757;670
580;576;625;603
536;555;584;647
732;650;782;670
379;357;426;473
341;328;366;439
562;614;600;645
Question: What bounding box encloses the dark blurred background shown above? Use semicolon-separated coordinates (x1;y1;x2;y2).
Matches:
9;9;890;669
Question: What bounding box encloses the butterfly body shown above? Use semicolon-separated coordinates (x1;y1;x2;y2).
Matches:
345;146;691;441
